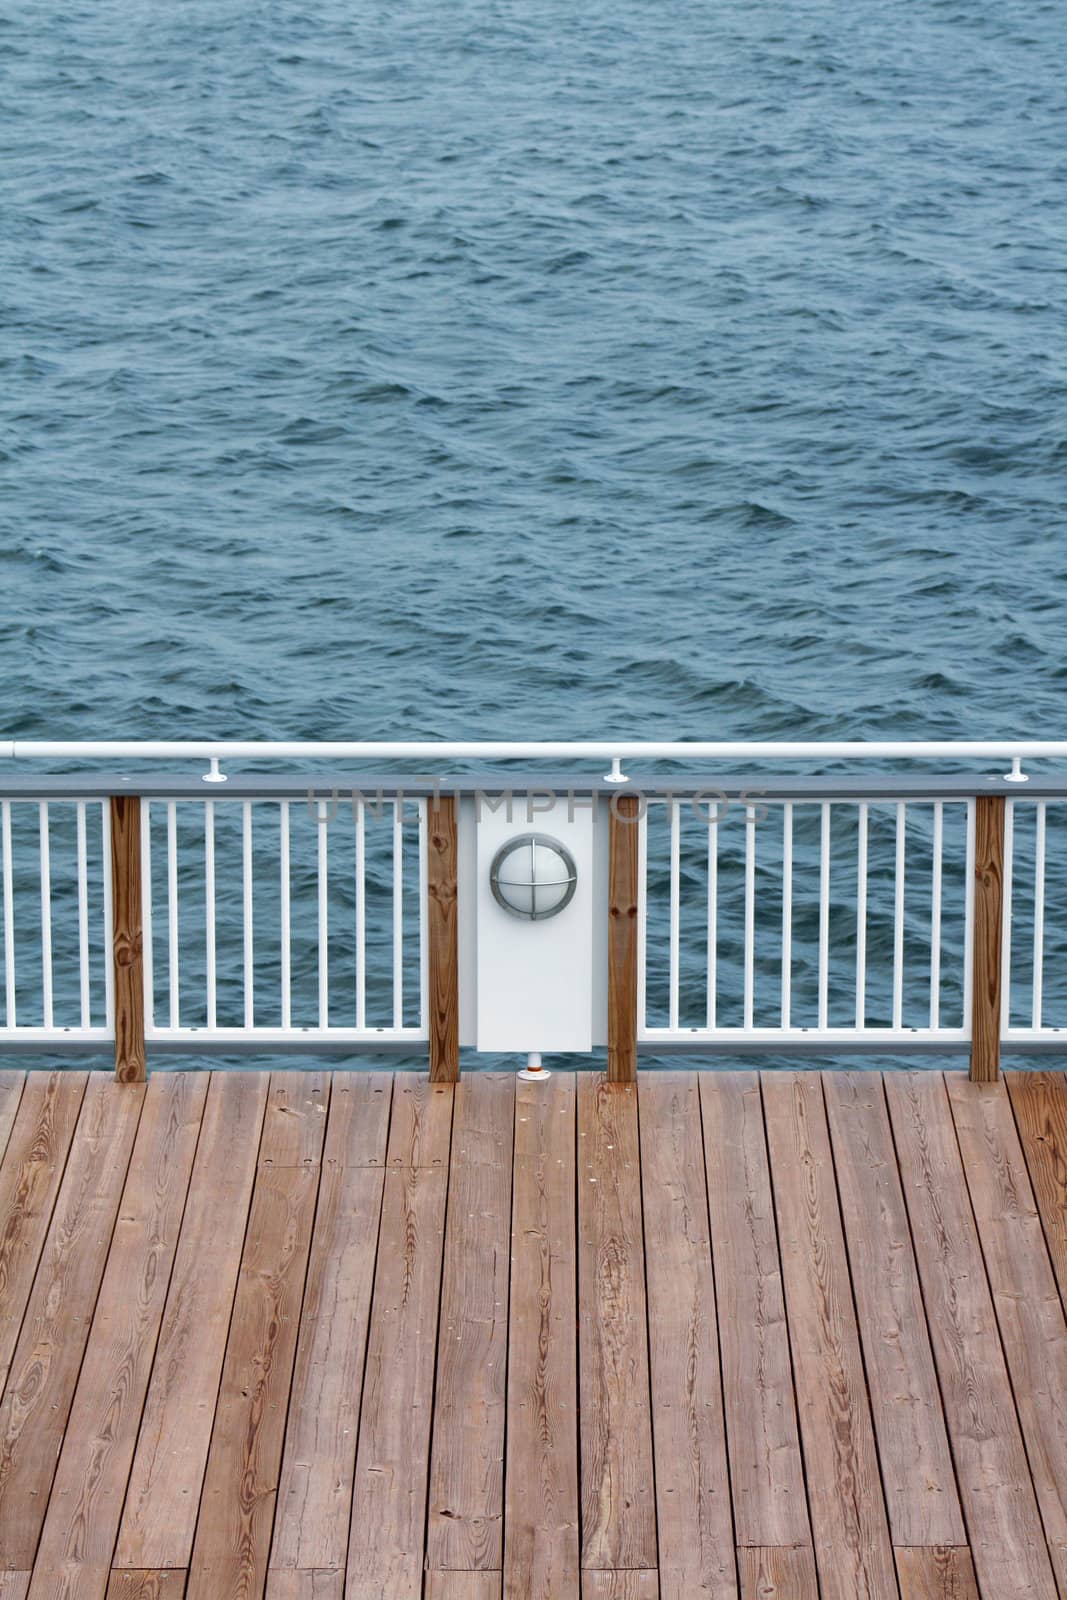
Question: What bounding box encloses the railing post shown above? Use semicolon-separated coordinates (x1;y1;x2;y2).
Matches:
608;793;640;1083
110;794;146;1083
970;794;1005;1082
428;794;459;1083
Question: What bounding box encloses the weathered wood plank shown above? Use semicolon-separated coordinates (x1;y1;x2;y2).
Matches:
427;1074;514;1572
425;1577;501;1600
345;1075;452;1600
115;1071;270;1570
638;1072;736;1598
110;795;145;1084
320;1073;393;1168
607;796;639;1084
577;1076;655;1571
504;1074;579;1600
736;1548;818;1600
698;1074;809;1549
947;1072;1067;1587
886;1072;1057;1600
823;1072;965;1547
269;1081;392;1574
387;1074;454;1169
259;1071;329;1168
0;1074;26;1169
1006;1070;1067;1308
0;1072;88;1395
0;1075;145;1568
894;1546;980;1599
581;1575;659;1599
185;1074;328;1600
428;795;460;1084
266;1574;343;1600
0;1576;29;1599
970;794;1004;1082
27;1074;207;1600
762;1072;897;1600
105;1576;186;1600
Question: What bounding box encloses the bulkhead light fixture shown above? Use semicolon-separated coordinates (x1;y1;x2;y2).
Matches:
489;833;578;921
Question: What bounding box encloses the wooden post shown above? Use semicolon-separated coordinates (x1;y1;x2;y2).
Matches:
428;794;460;1083
110;795;146;1083
970;794;1005;1083
608;793;640;1083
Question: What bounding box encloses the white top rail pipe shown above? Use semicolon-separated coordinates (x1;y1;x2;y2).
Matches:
3;738;1067;763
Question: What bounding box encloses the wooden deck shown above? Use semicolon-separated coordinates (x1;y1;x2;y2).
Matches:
1;1071;1067;1599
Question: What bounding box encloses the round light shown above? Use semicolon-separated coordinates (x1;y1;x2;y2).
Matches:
490;833;578;921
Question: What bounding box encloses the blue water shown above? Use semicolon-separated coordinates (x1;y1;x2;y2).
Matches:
2;0;1066;1066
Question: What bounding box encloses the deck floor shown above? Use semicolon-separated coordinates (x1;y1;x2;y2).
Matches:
0;1069;1066;1598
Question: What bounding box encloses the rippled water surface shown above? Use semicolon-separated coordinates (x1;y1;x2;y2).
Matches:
2;0;1066;1064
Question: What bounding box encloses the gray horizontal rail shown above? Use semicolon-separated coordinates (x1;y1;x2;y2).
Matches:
0;771;1065;801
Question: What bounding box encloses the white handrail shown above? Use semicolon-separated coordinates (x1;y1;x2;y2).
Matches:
1;738;1067;763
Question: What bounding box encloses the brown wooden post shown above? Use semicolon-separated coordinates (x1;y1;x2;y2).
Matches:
607;792;640;1083
970;794;1005;1083
110;794;146;1083
428;793;460;1083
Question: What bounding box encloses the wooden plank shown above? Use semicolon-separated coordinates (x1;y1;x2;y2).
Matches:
736;1549;818;1600
637;1072;735;1598
970;794;1004;1083
185;1074;328;1599
259;1071;330;1168
607;796;639;1084
345;1106;452;1600
115;1071;270;1569
269;1081;392;1574
581;1576;658;1599
266;1574;343;1600
886;1072;1057;1599
823;1072;965;1546
894;1547;980;1599
319;1072;393;1168
0;1577;29;1600
387;1074;454;1169
428;795;460;1084
1006;1070;1067;1308
947;1073;1067;1587
110;795;145;1084
105;1577;186;1600
0;1074;25;1169
425;1578;501;1600
0;1071;88;1394
504;1073;579;1600
762;1072;897;1600
427;1074;514;1571
27;1074;208;1598
0;1075;145;1568
698;1074;809;1549
577;1076;655;1571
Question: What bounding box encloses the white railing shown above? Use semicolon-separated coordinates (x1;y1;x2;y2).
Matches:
638;795;977;1051
0;798;114;1047
4;738;1067;767
0;788;428;1051
1;741;1065;1067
